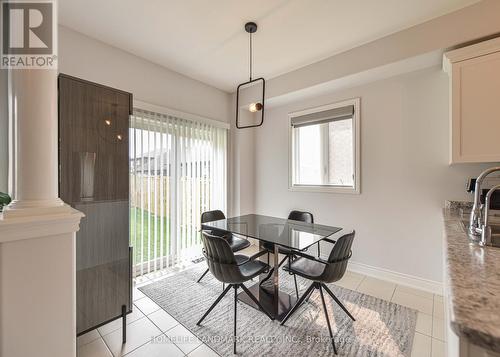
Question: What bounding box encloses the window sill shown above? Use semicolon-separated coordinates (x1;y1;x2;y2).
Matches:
288;184;360;194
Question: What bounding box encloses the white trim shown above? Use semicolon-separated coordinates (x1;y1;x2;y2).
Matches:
347;260;443;295
443;36;500;67
133;99;230;130
0;206;84;243
288;98;361;194
289;184;360;194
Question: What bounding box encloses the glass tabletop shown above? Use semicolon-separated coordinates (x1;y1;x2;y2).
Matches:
201;214;342;251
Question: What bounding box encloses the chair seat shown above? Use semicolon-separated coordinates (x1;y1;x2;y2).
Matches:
228;235;251;252
234;254;269;279
289;257;326;280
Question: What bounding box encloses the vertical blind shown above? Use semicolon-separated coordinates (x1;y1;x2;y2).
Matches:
130;108;227;276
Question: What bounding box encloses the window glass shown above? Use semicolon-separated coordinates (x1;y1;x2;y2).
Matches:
290;99;359;193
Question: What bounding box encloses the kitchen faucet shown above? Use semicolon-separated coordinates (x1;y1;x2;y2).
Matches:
469;166;500;245
481;184;500;246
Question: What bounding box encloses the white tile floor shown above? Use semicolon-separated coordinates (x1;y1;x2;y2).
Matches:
77;255;446;357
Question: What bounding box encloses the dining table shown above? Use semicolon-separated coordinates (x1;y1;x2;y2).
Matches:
201;213;342;321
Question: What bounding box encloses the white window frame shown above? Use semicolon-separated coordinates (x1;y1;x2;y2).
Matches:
288;98;361;194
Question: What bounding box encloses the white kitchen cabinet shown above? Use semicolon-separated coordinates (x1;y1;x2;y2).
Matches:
443;37;500;164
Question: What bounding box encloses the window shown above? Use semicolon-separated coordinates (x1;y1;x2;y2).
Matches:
289;98;360;194
130;107;228;276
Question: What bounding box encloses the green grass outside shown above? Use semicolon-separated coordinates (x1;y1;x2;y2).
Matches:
129;207;202;270
130;206;171;267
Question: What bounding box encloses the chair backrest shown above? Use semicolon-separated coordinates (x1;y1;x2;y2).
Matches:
263;210;314;251
201;231;235;264
288;210;314;224
201;210;226;224
201;210;230;239
201;231;244;283
321;231;355;283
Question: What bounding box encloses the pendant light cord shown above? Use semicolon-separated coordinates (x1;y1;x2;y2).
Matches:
249;32;253;81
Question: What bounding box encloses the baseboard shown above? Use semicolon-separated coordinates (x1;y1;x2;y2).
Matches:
347;260;444;296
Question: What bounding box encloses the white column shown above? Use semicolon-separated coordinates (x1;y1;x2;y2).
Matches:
0;223;81;357
0;67;83;356
0;5;83;356
3;68;71;217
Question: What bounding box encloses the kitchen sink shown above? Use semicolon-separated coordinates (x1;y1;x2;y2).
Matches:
461;220;500;247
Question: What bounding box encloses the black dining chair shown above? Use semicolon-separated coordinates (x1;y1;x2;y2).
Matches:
280;231;356;355
197;231;274;354
197;210;250;284
259;210;314;298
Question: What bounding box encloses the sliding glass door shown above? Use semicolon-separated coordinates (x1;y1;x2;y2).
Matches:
130;108;227;276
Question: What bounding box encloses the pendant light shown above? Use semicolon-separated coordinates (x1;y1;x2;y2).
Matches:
236;22;265;129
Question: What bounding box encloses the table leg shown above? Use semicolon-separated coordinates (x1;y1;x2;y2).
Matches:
273;244;279;317
237;242;297;321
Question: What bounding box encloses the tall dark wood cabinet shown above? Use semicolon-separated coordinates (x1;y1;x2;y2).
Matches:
58;74;132;335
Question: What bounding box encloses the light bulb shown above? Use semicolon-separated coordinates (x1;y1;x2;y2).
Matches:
116;134;123;141
248;102;263;113
105;119;111;126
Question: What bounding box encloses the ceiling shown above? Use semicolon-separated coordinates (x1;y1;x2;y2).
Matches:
58;0;480;92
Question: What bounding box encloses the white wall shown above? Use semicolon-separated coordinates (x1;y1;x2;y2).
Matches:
0;26;232;200
266;0;500;99
58;26;231;123
253;66;493;282
229;119;255;216
0;232;77;357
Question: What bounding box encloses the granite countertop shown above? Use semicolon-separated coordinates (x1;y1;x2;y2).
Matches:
443;207;500;352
